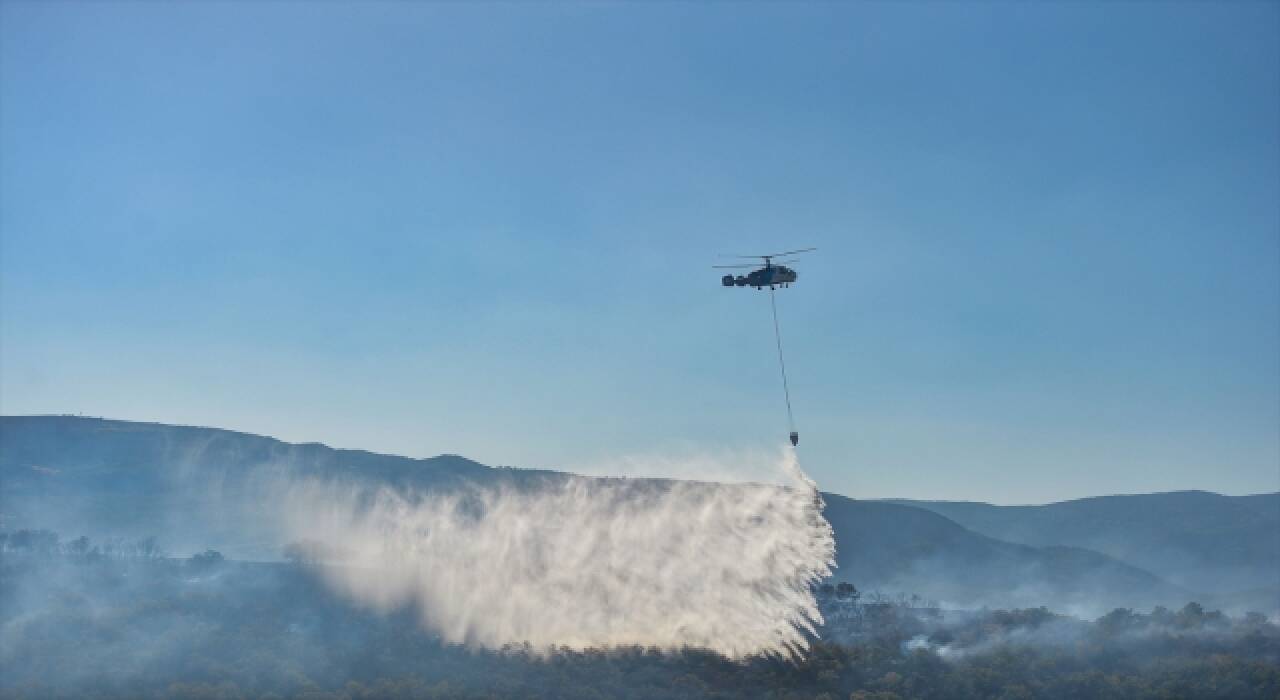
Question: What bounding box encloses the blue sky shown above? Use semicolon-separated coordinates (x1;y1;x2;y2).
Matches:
2;1;1277;503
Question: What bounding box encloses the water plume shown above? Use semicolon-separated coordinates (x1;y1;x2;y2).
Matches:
275;450;835;659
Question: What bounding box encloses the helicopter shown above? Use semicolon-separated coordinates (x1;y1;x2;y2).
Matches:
714;247;816;289
714;247;816;447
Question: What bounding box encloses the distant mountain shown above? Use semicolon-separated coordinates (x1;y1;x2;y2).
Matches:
0;415;526;556
0;416;1253;614
886;492;1280;603
823;494;1189;611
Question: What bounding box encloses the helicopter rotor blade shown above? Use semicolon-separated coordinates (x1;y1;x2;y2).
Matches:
769;247;817;257
719;247;817;260
713;258;806;268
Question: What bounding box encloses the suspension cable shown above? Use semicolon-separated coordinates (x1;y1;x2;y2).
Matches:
769;287;796;437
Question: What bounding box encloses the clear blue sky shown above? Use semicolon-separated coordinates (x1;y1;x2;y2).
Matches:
2;2;1277;503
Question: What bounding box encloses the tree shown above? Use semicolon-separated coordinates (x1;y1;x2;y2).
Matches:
282;539;347;566
136;536;164;560
1096;608;1138;637
66;535;91;556
188;549;225;571
9;529;60;554
1177;602;1206;629
836;582;860;603
1244;611;1269;627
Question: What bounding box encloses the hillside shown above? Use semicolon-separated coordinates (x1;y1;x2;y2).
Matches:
888;492;1280;602
0;415;553;556
0;415;1229;613
4;554;1276;699
824;494;1187;610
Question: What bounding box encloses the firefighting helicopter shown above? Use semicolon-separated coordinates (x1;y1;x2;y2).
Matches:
714;247;815;289
713;247;816;446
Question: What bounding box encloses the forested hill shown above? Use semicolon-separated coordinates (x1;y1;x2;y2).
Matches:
1;415;1269;613
823;494;1188;611
886;491;1280;601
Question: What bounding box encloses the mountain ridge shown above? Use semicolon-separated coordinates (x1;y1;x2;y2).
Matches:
883;490;1280;599
3;415;1272;614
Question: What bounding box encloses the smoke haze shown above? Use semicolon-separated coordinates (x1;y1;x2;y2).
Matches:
3;419;1277;698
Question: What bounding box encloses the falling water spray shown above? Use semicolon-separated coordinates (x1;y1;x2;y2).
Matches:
273;450;835;659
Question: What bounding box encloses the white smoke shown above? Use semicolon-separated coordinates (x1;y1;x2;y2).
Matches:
272;450;835;659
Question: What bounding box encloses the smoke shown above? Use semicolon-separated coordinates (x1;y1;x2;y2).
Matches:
271;450;835;659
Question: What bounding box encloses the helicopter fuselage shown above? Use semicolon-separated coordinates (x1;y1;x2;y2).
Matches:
721;264;797;289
